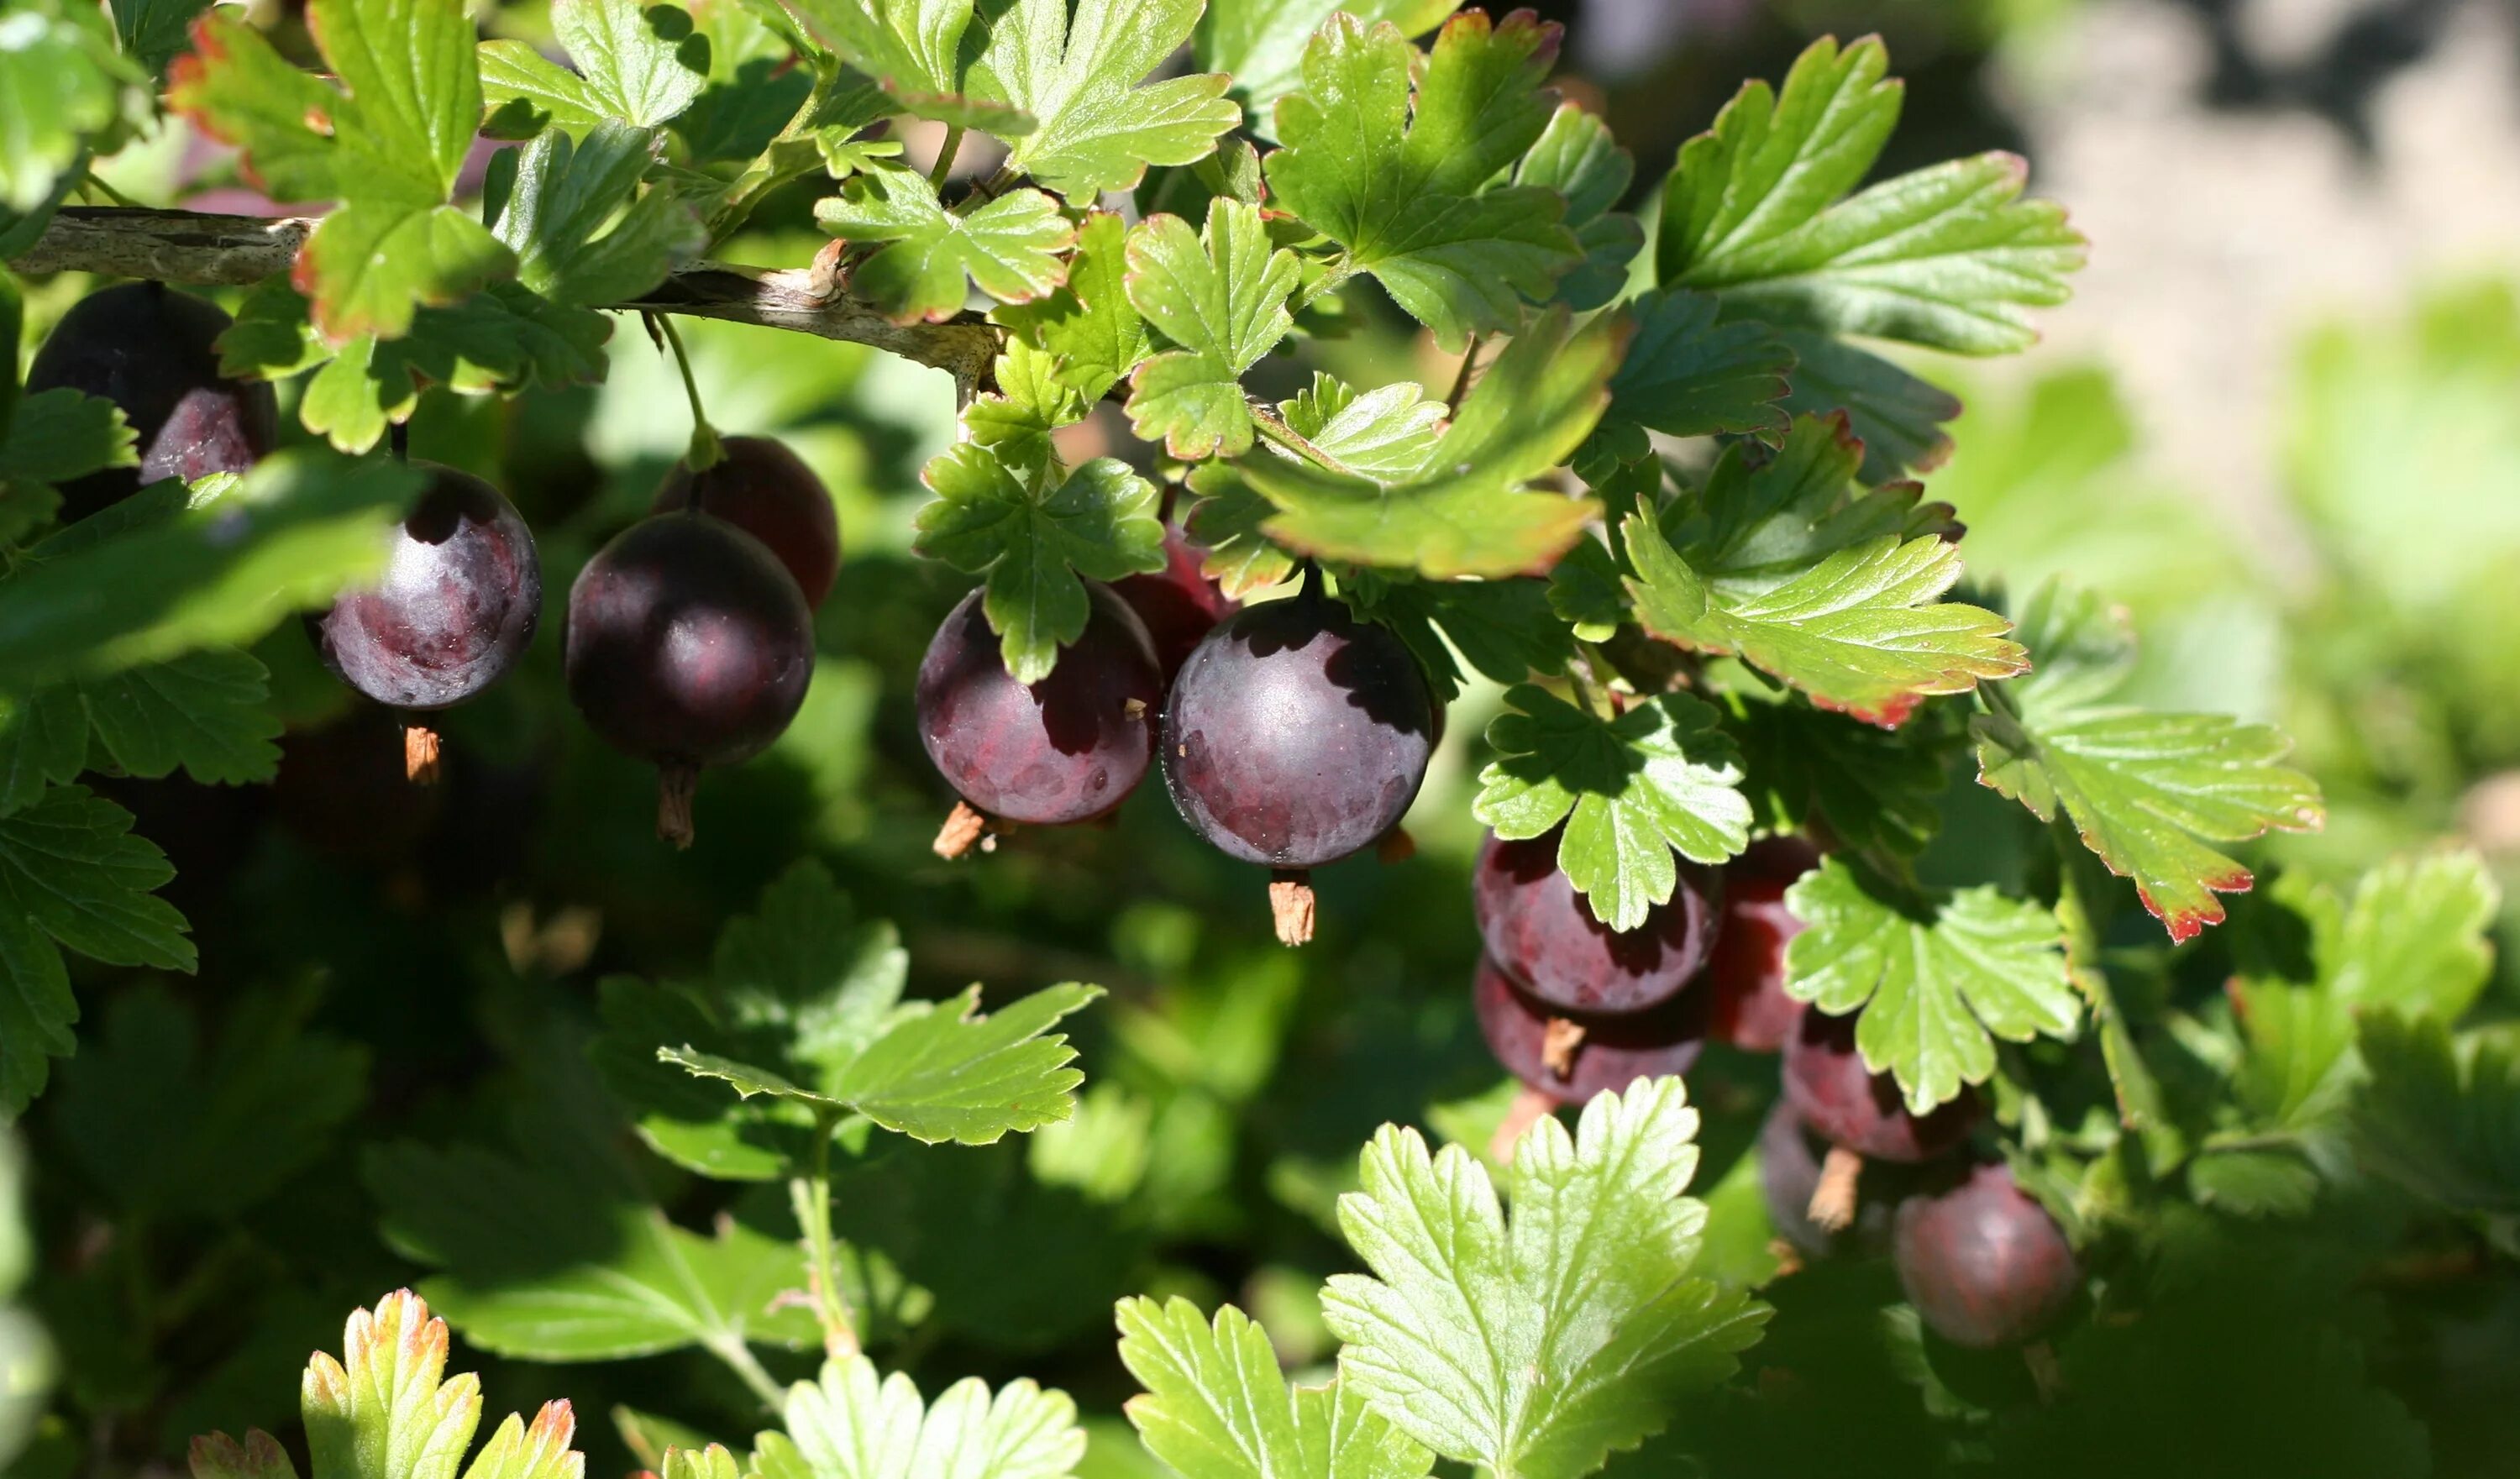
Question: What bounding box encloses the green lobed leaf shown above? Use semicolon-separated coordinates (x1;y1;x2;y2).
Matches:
0;785;192;1115
74;648;284;789
1116;1298;1433;1479
1194;0;1458;132
2312;850;2501;1023
1473;685;1751;931
995;211;1150;404
1596;288;1793;449
0;451;424;685
1240;306;1609;579
0;388;137;489
1179;463;1297;601
782;0;1018;131
1772;330;1962;481
913;443;1164;682
1969;582;2323;941
1321;1080;1768;1479
1121;198;1301;459
2352;1012;2520;1217
816;165;1074;323
1658;35;2084;354
753;1356;1085;1479
1277;375;1444;480
2230;979;2360;1133
1512;102;1642;312
493;123;706;305
298;199;516;344
1782;856;2076;1113
552;0;710;127
966;0;1240;202
963;338;1089;483
1263;11;1580;349
477;41;612;138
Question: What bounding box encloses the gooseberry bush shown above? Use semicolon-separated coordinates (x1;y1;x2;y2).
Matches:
3;0;2515;1476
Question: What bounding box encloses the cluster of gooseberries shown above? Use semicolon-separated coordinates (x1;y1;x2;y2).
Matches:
1478;828;2081;1356
917;533;1434;945
31;284;837;846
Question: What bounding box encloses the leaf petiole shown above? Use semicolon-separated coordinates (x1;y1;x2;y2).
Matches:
1248;399;1359;479
791;1107;862;1359
930;124;966;191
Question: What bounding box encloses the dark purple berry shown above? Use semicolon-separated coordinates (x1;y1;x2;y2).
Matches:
916;583;1161;843
1163;582;1435;943
1760;1100;1905;1259
1783;1009;1978;1164
1110;522;1236;681
27;282;277;522
1706;836;1821;1052
654;436;840;609
1473;826;1721;1015
314;464;541;711
564;511;814;846
1893;1161;2081;1349
1473;952;1707;1104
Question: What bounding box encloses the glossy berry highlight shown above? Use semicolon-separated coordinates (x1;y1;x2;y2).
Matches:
916;582;1162;852
1705;835;1821;1051
564;511;814;847
1893;1161;2082;1349
27;281;278;522
1473;952;1708;1106
654;435;841;609
1474;826;1721;1015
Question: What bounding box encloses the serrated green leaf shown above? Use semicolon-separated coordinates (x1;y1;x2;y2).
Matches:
2353;1012;2520;1216
168;13;344;202
0;2;134;215
1121;199;1299;459
1116;1298;1433;1479
2230;980;2360;1131
0;451;423;685
963;338;1089;481
1782;856;2075;1112
1729;688;1949;856
113;0;214;73
913;444;1163;682
967;0;1239;202
817;166;1073;323
313;0;483;201
477;41;612;138
1772;330;1961;481
1658;35;2083;354
495;123;705;304
2315;850;2501;1023
1513;102;1641;312
753;1356;1085;1479
367;1140;822;1361
1241;306;1608;578
550;0;709;127
1264;11;1579;348
1277;375;1443;480
0;688;88;815
0;785;191;1114
2187;1146;2322;1219
672;0;819;161
1598;288;1793;446
1179;463;1297;601
995;211;1149;403
1343;574;1569;705
785;0;994;125
291;284;612;453
664;981;1102;1146
1195;0;1457;131
54;981;362;1219
76;648;283;786
1969;582;2323;941
1473;684;1751;931
300;199;516;344
0;388;137;487
1322;1080;1767;1479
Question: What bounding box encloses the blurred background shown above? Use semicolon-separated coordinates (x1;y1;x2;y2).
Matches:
14;0;2520;1476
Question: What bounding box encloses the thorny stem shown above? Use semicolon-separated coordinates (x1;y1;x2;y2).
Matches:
1249;400;1359;478
653;314;722;475
793;1109;861;1359
929;124;967;191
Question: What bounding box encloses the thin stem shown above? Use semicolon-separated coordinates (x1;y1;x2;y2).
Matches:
707;1335;789;1411
1570;640;1620;721
929;123;966;191
80;170;139;207
1293;259;1355;313
1445;334;1487;416
1249;400;1359;478
793;1111;861;1358
652;313;722;475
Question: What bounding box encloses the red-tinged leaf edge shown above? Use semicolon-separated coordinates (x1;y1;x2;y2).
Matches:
165;18;340;200
1810;687;1929;731
1444;8;1567;76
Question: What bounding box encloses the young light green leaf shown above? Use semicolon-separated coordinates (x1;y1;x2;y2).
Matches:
1782;856;2076;1113
1195;0;1458;130
1121;199;1300;459
913;444;1164;682
1513;102;1641;312
1264;11;1580;348
816;166;1074;323
784;0;1029;131
2353;1012;2520;1217
1322;1080;1767;1479
662;981;1102;1146
0;451;424;686
313;0;484;200
995;211;1150;404
366;1140;822;1361
1773;330;1961;481
754;1356;1084;1479
1116;1298;1433;1479
963;338;1089;481
1620;413;2022;724
494;124;705;305
1277;375;1444;480
477;42;612;138
0;785;191;1114
1473;685;1751;930
1969;582;2323;941
2313;850;2501;1024
966;0;1239;202
552;0;710;127
1239;306;1609;578
1659;35;2084;354
0;388;137;488
1596;288;1793;450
